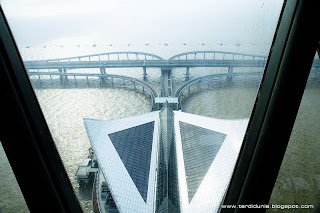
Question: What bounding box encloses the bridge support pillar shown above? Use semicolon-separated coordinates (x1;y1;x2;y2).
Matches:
143;67;147;80
100;67;106;85
228;66;233;74
227;67;234;82
58;68;63;82
100;67;106;75
63;68;68;82
58;68;68;83
161;68;172;97
186;67;190;81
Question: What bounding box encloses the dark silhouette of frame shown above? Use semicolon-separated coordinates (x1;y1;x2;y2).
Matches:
0;1;319;212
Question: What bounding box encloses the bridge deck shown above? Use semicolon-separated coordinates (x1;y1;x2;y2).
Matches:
28;72;158;109
25;59;268;69
25;51;320;112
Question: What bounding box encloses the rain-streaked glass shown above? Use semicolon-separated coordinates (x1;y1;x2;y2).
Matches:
268;54;320;212
1;0;284;212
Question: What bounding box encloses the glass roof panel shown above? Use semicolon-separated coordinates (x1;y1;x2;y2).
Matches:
108;121;154;202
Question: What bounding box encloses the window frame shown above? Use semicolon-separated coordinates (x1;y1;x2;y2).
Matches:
0;6;82;213
222;0;320;211
0;1;319;212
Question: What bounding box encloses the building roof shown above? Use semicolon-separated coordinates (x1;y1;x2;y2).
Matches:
84;111;248;213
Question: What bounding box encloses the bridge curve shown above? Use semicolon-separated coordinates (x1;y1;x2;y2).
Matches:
168;51;267;61
29;52;164;63
174;72;263;109
28;72;158;110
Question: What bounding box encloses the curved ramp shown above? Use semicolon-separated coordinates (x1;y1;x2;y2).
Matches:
175;72;263;108
169;51;267;61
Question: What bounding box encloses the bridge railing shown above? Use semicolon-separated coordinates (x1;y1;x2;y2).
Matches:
168;51;268;61
28;72;158;110
175;72;263;108
26;52;164;63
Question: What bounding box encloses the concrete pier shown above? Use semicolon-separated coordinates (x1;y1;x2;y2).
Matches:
100;67;106;74
100;67;107;85
58;68;68;83
186;67;190;81
161;68;172;97
143;67;147;80
227;67;234;81
156;68;179;109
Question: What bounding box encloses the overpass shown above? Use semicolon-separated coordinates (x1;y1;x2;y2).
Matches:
174;72;263;110
24;51;270;80
28;71;158;111
25;51;320;110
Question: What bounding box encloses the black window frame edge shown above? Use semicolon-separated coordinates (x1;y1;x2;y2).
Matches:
222;0;320;212
0;1;319;212
0;6;82;213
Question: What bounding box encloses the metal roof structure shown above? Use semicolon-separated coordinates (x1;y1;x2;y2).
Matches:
84;106;248;213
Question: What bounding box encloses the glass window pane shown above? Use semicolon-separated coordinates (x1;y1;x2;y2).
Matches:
268;53;320;212
0;142;30;213
1;0;283;212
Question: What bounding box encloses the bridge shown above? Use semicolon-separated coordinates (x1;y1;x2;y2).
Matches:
25;51;320;110
28;72;158;110
174;72;263;110
24;51;270;80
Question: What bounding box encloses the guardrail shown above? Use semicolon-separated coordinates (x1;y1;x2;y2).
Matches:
175;72;263;109
168;51;268;61
28;72;158;111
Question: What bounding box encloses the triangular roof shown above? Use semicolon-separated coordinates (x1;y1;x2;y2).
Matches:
84;111;248;213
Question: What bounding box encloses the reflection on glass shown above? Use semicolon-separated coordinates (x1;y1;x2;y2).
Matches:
268;54;320;212
1;0;283;212
0;143;30;213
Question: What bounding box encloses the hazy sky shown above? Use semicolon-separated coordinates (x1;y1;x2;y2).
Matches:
1;0;283;45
